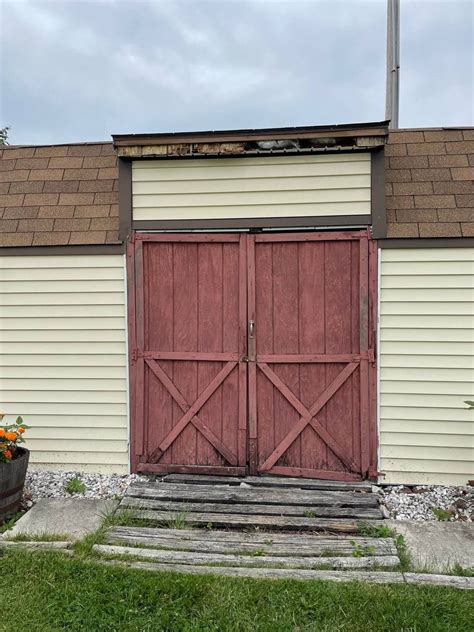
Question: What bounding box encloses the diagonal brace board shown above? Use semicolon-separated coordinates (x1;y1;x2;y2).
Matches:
258;362;359;472
146;359;238;465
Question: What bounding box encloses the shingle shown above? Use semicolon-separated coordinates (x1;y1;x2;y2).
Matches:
15;157;49;170
396;209;438;222
437;208;474;222
38;205;75;219
451;167;474;181
48;156;83;169
0;219;19;232
54;218;91;231
42;180;80;193
386;222;419;237
78;179;115;193
67;144;102;157
0;193;24;206
18;218;54;232
385;169;412;183
24;193;59;206
63;168;98;180
389;156;428;169
407;142;447;156
392;182;433;195
83;156;117;168
68;230;106;244
90;217;118;230
414;194;456;208
411;168;451;182
74;204;110;218
0;232;34;246
28;169;65;181
461;222;474;236
428;154;468;167
3;206;39;219
423;130;464;142
9;181;44;194
0;170;29;182
58;192;94;205
32;231;70;246
34;146;69;158
419;222;462;237
388;131;425;143
2;148;35;159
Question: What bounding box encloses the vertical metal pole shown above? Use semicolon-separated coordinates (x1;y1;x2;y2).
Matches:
385;0;400;129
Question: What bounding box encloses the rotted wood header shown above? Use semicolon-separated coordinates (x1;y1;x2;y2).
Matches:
113;121;388;159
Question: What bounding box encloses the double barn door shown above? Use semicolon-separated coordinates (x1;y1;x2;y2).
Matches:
129;231;376;481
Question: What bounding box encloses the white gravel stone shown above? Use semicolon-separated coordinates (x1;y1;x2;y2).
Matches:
23;470;149;503
379;485;473;522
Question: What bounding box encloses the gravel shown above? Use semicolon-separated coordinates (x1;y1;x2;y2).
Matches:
23;470;148;505
379;485;473;522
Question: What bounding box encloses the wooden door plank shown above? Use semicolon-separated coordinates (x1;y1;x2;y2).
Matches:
146;359;238;464
359;234;370;475
258;362;359;471
237;234;248;466
247;234;258;474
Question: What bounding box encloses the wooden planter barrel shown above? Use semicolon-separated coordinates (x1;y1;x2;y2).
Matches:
0;448;29;523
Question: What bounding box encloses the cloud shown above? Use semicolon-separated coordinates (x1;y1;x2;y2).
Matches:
0;0;472;144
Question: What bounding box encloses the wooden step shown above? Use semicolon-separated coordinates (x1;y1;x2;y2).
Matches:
99;559;407;584
126;483;379;509
93;544;400;570
97;560;474;589
163;473;373;492
106;526;398;557
120;496;382;520
122;508;381;532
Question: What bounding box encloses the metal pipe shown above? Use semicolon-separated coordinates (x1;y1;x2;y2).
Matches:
385;0;400;129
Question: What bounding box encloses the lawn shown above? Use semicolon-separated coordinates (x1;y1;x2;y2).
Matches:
0;550;472;631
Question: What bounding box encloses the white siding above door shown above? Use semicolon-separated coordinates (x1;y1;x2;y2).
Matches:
132;153;371;221
0;254;129;473
379;247;474;486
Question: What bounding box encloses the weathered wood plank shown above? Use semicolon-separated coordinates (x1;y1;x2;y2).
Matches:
0;540;71;550
120;496;382;519
125;483;379;508
163;473;372;492
93;544;399;570
123;509;381;532
107;526;396;553
105;530;397;557
403;573;474;591
99;559;407;584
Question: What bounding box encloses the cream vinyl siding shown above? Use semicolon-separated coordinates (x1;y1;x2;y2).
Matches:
132;153;371;221
0;255;129;473
379;248;474;485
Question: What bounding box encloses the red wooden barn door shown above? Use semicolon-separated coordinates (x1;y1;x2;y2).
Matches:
248;231;374;481
130;234;248;475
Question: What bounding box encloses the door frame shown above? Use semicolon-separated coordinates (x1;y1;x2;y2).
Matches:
127;229;378;479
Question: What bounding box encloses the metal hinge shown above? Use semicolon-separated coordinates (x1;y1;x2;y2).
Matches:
241;355;249;363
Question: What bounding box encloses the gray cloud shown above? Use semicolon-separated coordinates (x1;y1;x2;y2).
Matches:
1;0;472;145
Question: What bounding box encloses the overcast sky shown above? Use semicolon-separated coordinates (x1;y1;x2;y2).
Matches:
1;0;473;145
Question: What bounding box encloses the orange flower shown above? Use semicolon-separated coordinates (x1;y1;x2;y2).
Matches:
17;427;25;434
5;432;17;441
0;428;5;437
3;450;12;459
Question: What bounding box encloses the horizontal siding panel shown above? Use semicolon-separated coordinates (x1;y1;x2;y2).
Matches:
381;275;474;289
380;355;473;369
132;153;371;221
379;247;474;485
0;280;124;293
2;366;127;379
134;202;369;221
380;456;472;472
380;406;473;422
29;452;128;466
134;187;370;209
1;402;127;415
381;471;470;485
1;390;128;404
1;268;124;281
134;174;370;194
381;248;474;262
14;414;127;428
1;293;125;306
26;439;127;453
1;342;125;354
381;301;473;315
381;393;474;409
0;255;124;269
381;380;474;395
0;305;126;318
380;315;474;329
380;328;473;342
0;254;128;473
381;418;474;435
380;288;473;302
1;378;127;391
382;261;474;276
1;354;127;367
380;432;473;448
380;341;472;355
27;427;128;441
1;317;126;330
1;330;126;343
381;367;474;382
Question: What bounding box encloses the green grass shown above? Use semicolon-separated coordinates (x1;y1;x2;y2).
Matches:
0;548;471;632
357;522;393;538
7;531;70;542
